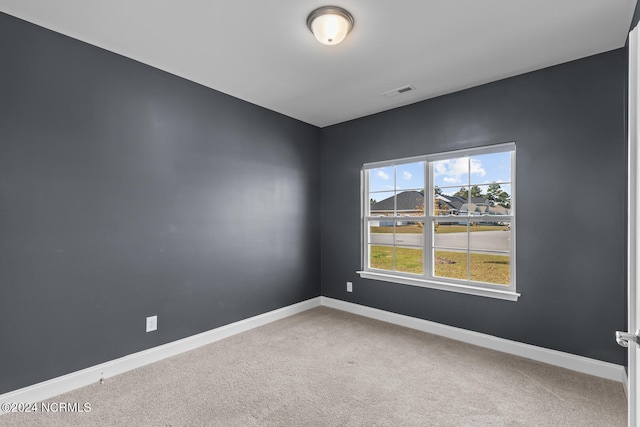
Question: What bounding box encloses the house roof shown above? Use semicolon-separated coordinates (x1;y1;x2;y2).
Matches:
439;195;489;210
371;191;424;212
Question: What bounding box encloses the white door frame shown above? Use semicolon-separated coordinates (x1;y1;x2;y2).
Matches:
627;25;639;427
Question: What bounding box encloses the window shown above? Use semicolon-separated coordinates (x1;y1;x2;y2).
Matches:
358;143;517;301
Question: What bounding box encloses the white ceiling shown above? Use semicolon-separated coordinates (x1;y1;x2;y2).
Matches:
0;1;636;127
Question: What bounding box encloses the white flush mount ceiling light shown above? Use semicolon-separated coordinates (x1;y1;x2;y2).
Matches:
307;6;354;46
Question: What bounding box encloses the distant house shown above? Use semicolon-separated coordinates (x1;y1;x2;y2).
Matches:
435;194;511;216
435;194;507;215
370;190;424;226
370;191;510;225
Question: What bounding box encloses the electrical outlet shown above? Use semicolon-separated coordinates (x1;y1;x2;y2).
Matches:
146;315;157;332
346;282;353;292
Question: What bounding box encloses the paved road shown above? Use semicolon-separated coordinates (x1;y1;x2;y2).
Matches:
370;233;423;246
370;230;509;252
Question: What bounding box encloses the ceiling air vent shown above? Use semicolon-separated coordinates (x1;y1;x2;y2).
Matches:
382;85;416;99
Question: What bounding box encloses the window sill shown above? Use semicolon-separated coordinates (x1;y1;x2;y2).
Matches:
356;270;520;301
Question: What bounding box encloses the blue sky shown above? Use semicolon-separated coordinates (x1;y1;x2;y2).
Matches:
369;152;511;197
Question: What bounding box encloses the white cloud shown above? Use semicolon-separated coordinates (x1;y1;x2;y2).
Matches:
433;160;451;176
402;171;412;181
433;157;485;183
469;159;486;177
376;170;390;180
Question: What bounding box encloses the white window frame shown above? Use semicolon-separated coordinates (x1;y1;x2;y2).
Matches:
357;142;518;301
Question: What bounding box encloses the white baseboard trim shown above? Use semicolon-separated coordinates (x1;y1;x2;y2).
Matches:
1;295;627;409
0;297;322;408
321;297;628;384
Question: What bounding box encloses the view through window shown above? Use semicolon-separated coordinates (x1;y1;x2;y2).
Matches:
361;144;516;299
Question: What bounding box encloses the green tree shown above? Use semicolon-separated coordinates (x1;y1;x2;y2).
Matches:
496;191;511;209
454;185;483;199
454;187;468;198
486;183;502;206
486;182;511;208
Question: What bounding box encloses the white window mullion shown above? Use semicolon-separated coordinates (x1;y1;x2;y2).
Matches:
466;156;471;282
392;165;397;272
362;169;368;270
426;160;432;279
510;149;517;292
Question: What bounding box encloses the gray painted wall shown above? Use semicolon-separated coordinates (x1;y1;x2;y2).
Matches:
0;13;321;394
320;49;628;365
0;9;630;395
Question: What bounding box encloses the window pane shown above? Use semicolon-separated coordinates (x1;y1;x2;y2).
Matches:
469;222;510;253
485;183;512;213
433;221;469;280
369;245;393;270
470;253;510;285
396;162;425;190
369;166;394;192
471;184;512;215
433;187;468;216
469;152;511;186
369;191;395;216
457;187;476;216
369;221;394;246
394;221;424;248
433;157;469;188
434;249;468;280
395;247;424;274
396;190;424;216
434;221;468;250
469;219;510;285
434;193;451;216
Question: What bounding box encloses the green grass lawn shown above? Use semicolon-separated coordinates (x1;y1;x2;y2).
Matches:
370;225;423;234
435;225;509;234
434;251;510;285
369;246;423;273
369;246;510;285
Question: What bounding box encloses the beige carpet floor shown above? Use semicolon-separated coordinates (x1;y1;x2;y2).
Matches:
1;306;627;426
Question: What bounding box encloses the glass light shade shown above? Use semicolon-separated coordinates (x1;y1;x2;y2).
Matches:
311;13;350;45
307;7;354;46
